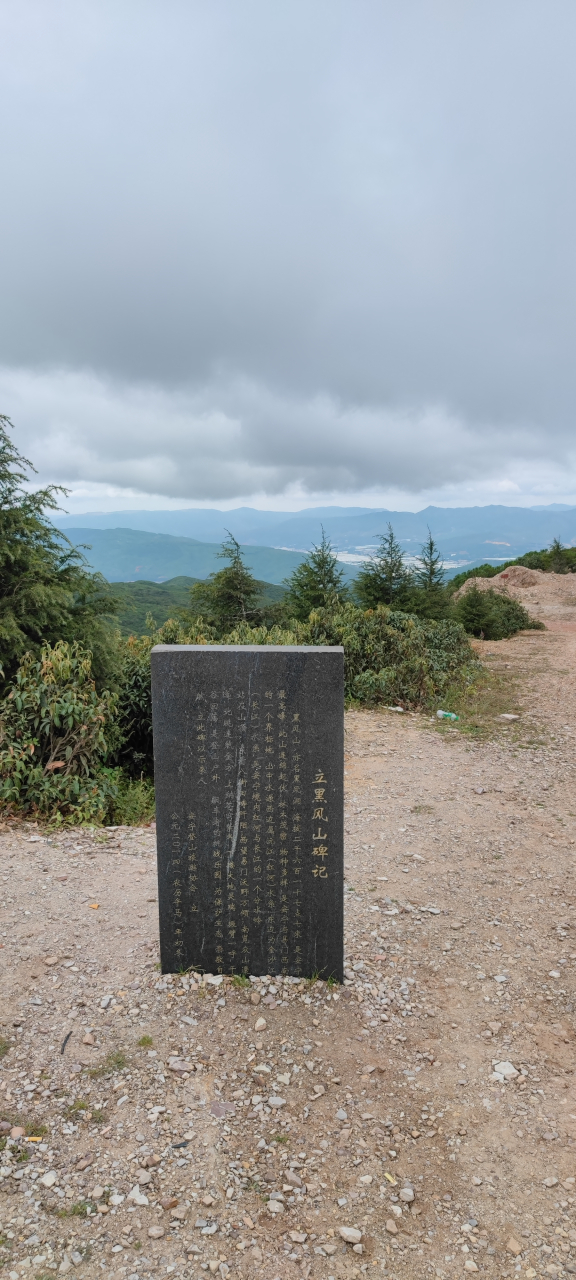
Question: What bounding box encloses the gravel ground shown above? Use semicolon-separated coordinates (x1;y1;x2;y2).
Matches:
1;614;576;1280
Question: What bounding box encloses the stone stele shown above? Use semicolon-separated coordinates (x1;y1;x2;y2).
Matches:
151;644;344;980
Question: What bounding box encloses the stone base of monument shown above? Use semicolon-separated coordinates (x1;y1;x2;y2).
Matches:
151;643;344;981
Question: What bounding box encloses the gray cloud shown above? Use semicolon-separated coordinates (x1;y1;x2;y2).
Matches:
1;0;576;501
2;366;573;503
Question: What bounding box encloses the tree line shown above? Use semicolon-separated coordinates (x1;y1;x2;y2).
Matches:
0;416;548;822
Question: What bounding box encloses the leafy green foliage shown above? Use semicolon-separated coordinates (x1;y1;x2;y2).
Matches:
302;603;476;705
0;416;119;691
111;773;155;825
452;586;545;640
126;601;477;714
516;539;576;574
113;633;156;777
0;641;119;822
449;538;576;593
283;530;347;620
105;596;477;780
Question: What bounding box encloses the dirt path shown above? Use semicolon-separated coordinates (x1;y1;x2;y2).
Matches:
1;612;576;1280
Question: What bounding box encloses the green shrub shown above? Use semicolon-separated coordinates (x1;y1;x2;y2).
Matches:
112;633;156;778
299;603;477;706
448;541;576;594
110;773;155;825
452;586;545;640
115;604;478;744
0;641;119;823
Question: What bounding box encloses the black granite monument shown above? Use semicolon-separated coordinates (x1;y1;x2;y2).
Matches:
151;645;344;980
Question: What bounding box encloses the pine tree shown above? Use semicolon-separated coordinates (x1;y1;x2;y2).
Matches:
283;530;347;621
0;415;117;690
414;528;445;592
405;528;448;619
187;532;263;631
354;523;411;609
549;537;566;573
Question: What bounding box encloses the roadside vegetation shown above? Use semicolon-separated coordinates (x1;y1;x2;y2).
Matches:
0;417;566;823
449;536;576;590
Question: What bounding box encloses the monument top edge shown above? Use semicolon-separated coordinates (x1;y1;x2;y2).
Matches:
151;644;344;654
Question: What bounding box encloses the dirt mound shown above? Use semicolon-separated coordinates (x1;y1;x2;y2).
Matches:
497;564;542;587
454;565;576;628
454;565;544;599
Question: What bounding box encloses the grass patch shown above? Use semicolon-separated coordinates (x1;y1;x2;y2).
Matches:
65;1098;89;1116
107;1049;127;1070
111;776;155;826
232;974;251;989
16;1148;30;1162
69;1200;92;1217
138;1035;153;1048
26;1121;48;1137
0;1037;10;1059
326;975;340;989
90;1109;105;1124
271;1132;289;1144
433;662;524;741
56;1201;93;1221
89;1048;127;1078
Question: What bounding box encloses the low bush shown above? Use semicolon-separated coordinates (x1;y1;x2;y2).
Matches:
111;604;479;772
0;641;120;823
110;773;155;825
0;602;481;822
300;603;476;706
452;586;545;640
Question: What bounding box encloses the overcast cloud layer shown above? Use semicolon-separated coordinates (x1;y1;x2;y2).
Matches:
1;0;576;508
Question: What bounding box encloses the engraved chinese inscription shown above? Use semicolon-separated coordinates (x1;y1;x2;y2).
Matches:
151;645;344;980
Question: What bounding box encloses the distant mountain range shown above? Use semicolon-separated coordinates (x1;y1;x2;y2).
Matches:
61;527;311;586
54;503;576;581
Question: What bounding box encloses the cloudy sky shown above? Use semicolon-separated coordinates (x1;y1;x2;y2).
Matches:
1;0;576;512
